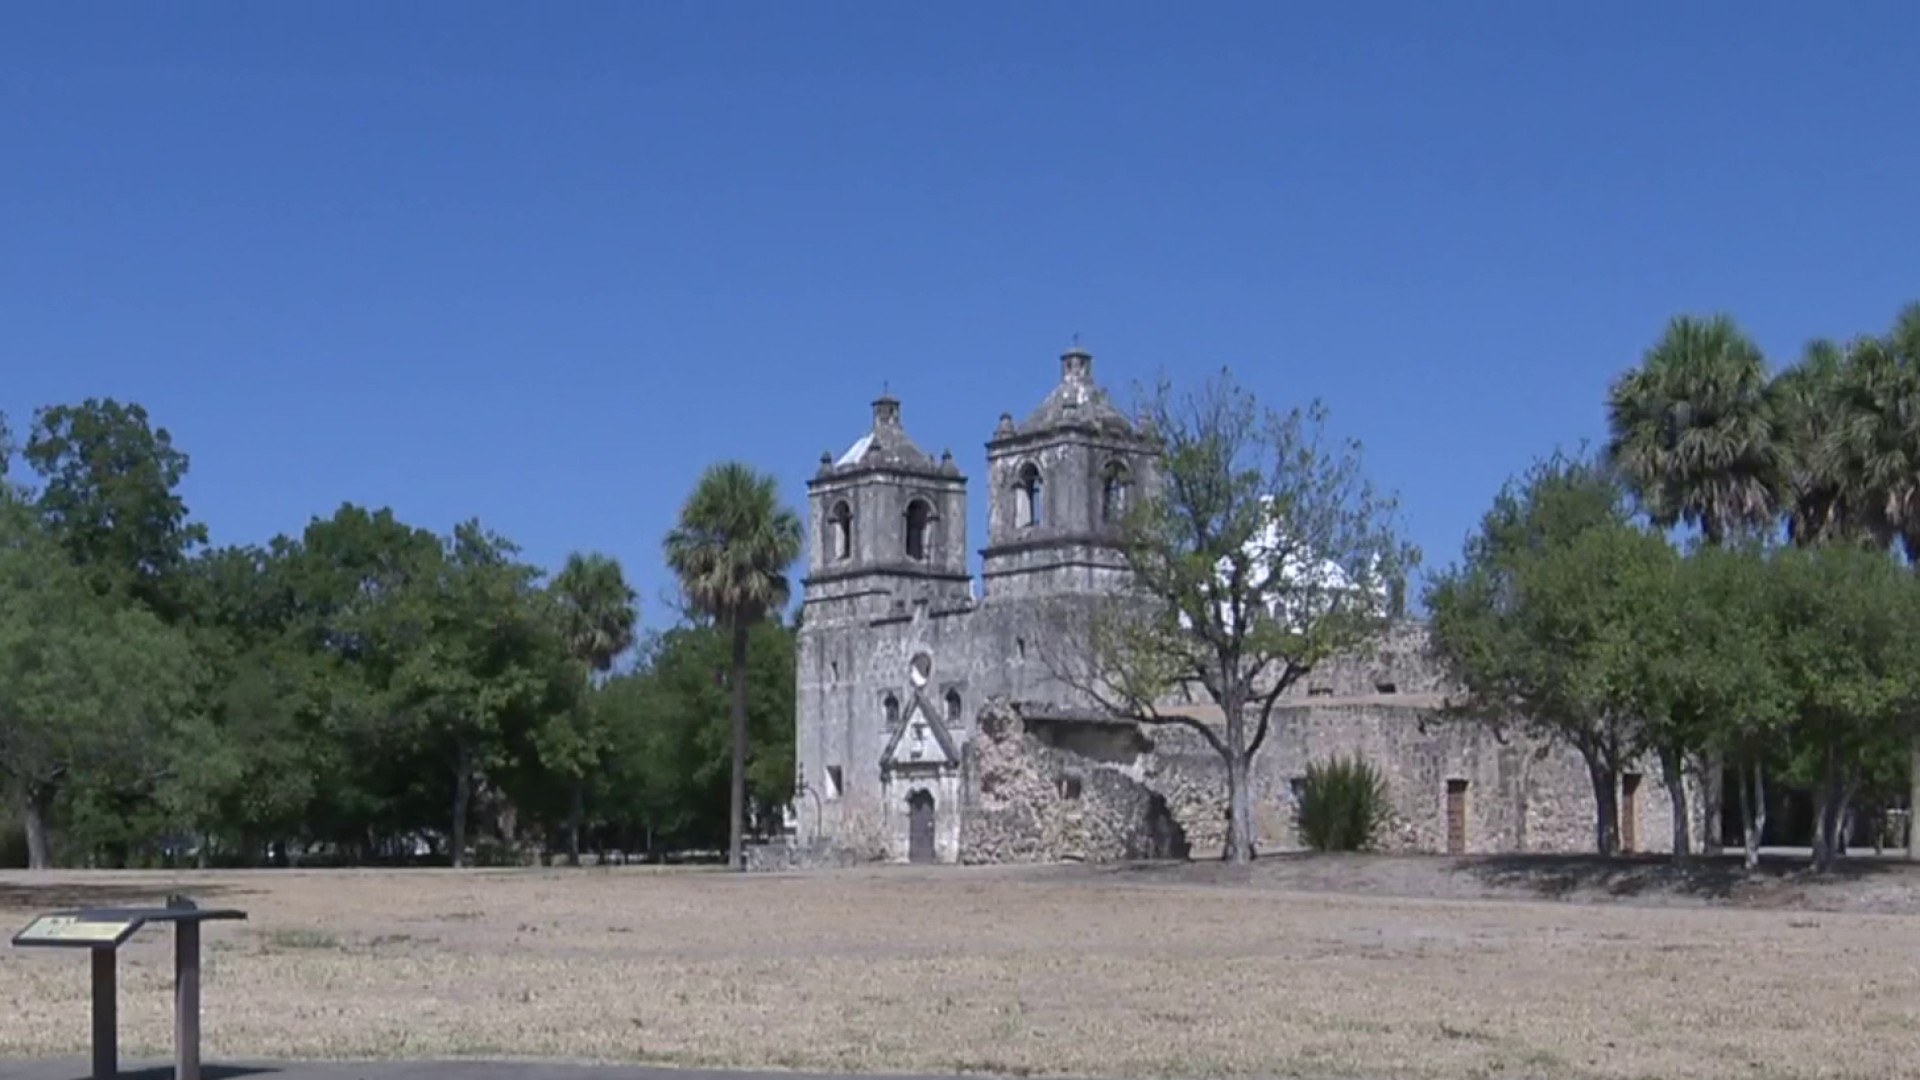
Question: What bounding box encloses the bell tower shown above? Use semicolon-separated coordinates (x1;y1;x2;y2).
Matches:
803;394;971;624
980;345;1158;599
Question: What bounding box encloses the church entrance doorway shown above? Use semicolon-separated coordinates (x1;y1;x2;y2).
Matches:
908;790;936;863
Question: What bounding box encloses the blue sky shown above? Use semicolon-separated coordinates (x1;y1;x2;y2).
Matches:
5;3;1917;625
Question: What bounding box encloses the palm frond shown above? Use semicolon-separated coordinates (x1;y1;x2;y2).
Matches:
663;462;803;626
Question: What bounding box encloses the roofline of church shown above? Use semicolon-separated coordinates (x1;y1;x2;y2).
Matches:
978;533;1128;559
808;460;967;488
985;423;1159;453
802;564;974;588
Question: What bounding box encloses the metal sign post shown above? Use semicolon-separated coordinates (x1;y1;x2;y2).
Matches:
11;895;246;1080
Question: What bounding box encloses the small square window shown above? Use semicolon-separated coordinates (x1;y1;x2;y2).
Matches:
825;765;844;800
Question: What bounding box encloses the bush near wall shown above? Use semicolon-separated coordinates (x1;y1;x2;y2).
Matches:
1295;754;1390;852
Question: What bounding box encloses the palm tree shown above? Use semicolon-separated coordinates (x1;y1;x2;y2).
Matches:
551;551;638;865
1820;303;1920;862
1605;315;1778;858
663;462;802;871
1826;306;1920;559
1770;339;1862;548
1605;314;1779;545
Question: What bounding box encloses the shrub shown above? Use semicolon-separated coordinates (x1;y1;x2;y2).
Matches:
1295;754;1390;852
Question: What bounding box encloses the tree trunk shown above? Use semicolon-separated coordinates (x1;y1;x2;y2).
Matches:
1738;756;1766;872
1221;751;1255;864
1832;786;1855;865
567;780;585;868
1811;745;1849;874
451;743;473;870
1212;684;1254;865
1585;756;1620;856
21;788;53;871
727;614;751;872
1908;734;1920;862
1658;745;1691;861
1697;749;1724;855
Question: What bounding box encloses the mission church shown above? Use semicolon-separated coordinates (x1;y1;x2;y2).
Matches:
788;346;1705;863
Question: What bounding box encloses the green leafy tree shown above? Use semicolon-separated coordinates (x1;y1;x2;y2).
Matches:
1426;453;1676;856
23;399;209;620
1829;306;1920;863
266;505;446;857
1660;544;1790;869
1606;314;1777;853
663;462;802;871
1771;302;1920;860
385;521;577;867
594;621;796;855
0;493;197;867
543;551;638;865
1045;372;1415;864
1767;544;1920;872
178;543;334;864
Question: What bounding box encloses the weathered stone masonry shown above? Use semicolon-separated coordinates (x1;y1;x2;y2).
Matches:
790;347;1705;863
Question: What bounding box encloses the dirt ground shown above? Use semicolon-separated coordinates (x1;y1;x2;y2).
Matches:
3;855;1918;1080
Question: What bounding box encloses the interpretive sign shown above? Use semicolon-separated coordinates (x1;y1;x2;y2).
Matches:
12;913;140;948
9;896;246;1080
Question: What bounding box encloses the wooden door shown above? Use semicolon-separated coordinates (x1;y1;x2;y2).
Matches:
908;791;936;864
1446;780;1468;854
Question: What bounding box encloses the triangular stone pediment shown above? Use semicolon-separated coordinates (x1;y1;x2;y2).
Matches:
881;691;958;770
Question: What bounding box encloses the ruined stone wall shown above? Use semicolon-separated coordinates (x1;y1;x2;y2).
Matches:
959;700;1187;864
1286;620;1448;700
1142;699;1707;857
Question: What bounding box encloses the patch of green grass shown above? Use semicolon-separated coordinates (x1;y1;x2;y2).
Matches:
262;927;340;950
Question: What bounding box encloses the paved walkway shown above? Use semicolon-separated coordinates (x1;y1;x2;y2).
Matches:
0;1062;985;1080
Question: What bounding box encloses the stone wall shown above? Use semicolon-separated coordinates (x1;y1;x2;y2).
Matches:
1285;620;1448;701
1143;700;1708;857
798;603;1713;862
793;589;1102;853
959;700;1188;864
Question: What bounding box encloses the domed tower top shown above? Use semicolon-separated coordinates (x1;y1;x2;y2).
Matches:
1006;345;1139;440
803;391;970;622
816;393;960;480
979;343;1159;600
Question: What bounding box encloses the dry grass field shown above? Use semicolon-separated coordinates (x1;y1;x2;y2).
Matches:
2;857;1918;1080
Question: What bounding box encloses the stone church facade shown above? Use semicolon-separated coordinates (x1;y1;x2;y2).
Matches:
790;347;1704;863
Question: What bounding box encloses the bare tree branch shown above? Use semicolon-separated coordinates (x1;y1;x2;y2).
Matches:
1138;710;1232;760
1058;369;1417;863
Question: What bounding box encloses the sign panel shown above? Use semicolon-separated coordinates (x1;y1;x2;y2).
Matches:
12;914;137;947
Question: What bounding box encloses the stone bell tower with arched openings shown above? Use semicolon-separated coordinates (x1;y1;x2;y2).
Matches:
980;345;1159;599
801;393;971;624
793;348;1159;864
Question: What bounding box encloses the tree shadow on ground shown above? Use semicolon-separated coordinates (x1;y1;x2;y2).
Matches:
0;880;244;913
1456;852;1908;901
1058;851;1919;909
